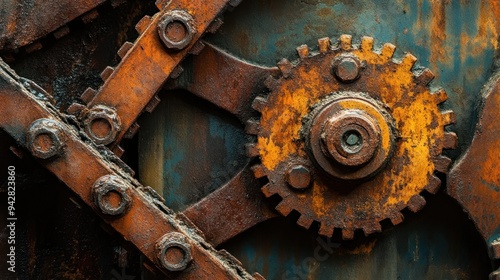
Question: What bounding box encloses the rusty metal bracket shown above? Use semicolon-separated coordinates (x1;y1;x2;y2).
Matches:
69;0;241;155
0;59;261;279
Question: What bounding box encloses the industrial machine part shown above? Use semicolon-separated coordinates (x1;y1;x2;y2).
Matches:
0;0;499;279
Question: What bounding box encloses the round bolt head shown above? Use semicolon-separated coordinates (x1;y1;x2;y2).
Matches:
333;55;362;83
83;105;121;146
156;232;192;272
158;10;196;51
286;165;311;190
92;175;131;216
26;118;65;159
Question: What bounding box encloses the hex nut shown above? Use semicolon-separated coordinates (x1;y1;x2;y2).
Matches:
286;165;311;190
157;10;196;51
26;118;65;159
83;105;121;145
92;175;131;216
156;232;193;272
332;55;362;83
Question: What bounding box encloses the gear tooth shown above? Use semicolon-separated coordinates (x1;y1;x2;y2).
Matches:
81;10;99;24
100;66;114;82
112;145;125;158
297;215;314;229
425;174;441;194
117;42;134;59
144;95;161;113
252;96;268;113
432;88;448;104
261;183;274;197
443;132;458;150
318;37;331;53
207;18;224;34
80;87;97;104
53;25;70;39
277;58;294;78
251;164;267;179
155;0;168;9
380;43;396;60
339;34;352;51
401;53;417;70
319;223;334;237
275;201;293;216
360;36;374;51
407;195;426;213
245;143;260;158
362;222;382;236
263;75;279;91
342;229;355;240
25;41;43;53
245;119;260;135
67;103;86;116
296;44;310;59
440;110;456;126
433;155;452;173
124;122;140;139
389;212;404;226
415;68;435;85
169;65;184;79
189;41;206;55
135;15;152;34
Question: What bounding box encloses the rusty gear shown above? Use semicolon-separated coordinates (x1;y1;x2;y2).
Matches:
248;35;457;239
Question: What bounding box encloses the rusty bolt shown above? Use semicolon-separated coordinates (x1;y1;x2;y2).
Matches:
286;165;311;190
84;105;121;145
26;118;65;159
156;232;193;272
92;175;131;216
157;10;196;51
332;55;362;83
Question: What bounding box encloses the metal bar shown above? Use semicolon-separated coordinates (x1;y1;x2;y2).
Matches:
0;59;257;279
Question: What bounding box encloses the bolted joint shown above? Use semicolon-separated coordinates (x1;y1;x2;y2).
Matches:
157;10;196;51
332;54;362;83
286;165;312;190
26;118;66;159
83;105;121;145
155;232;193;272
92;175;132;216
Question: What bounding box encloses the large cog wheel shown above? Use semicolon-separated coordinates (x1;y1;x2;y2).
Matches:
247;35;457;240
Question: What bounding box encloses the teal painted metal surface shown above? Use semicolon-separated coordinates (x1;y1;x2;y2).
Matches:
139;0;498;278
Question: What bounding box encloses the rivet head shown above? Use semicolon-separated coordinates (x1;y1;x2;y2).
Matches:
92;175;131;216
157;10;196;51
332;55;362;83
26;118;65;159
156;232;193;272
286;165;311;190
83;105;121;145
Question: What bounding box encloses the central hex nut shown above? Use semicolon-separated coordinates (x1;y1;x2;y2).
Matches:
307;94;395;181
157;10;196;51
26;118;66;159
84;105;121;146
332;55;362;83
321;111;381;167
92;175;131;216
155;232;193;272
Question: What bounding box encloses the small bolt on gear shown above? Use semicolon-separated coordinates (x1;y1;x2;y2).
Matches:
246;34;458;240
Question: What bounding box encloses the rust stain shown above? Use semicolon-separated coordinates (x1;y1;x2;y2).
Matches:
429;0;448;70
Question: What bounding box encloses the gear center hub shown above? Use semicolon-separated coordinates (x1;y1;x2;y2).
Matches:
307;93;395;181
